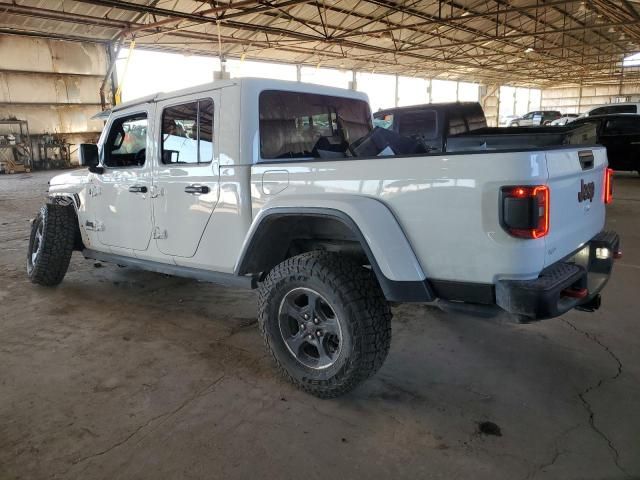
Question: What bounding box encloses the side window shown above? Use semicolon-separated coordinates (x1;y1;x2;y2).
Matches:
464;106;487;131
258;90;372;160
398;111;437;138
604;117;640;135
199;99;213;163
608;104;636;114
104;113;147;168
448;110;467;136
161;99;214;165
373;113;394;130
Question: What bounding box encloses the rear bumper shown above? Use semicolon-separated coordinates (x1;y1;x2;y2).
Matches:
495;230;620;320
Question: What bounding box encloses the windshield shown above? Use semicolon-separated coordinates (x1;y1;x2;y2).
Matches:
259;90;372;159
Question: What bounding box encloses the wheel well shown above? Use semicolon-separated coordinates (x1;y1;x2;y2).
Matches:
238;215;369;277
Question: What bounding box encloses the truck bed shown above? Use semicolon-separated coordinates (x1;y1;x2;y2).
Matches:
446;124;597;152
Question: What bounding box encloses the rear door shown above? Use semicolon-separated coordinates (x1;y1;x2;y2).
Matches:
152;92;220;258
544;147;607;267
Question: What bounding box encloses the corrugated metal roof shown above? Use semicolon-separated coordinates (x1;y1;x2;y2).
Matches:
1;0;640;87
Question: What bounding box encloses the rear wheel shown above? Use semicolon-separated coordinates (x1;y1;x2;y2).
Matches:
27;204;76;286
258;251;392;398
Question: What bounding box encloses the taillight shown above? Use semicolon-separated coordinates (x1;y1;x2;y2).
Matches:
500;185;550;239
604;168;613;204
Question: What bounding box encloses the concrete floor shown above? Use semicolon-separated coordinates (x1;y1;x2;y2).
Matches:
1;170;639;480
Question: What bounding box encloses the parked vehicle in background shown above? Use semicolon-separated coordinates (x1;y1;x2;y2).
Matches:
550;114;579;126
29;79;619;398
499;114;520;126
586;102;640;116
571;113;640;172
508;110;562;127
374;102;596;153
373;102;486;152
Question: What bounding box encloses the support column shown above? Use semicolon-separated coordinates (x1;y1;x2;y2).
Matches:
296;65;302;82
349;70;357;90
427;78;432;103
213;56;230;80
577;84;583;114
395;74;399;107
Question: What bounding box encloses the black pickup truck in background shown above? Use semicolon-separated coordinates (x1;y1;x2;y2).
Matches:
568;114;640;173
372;102;596;154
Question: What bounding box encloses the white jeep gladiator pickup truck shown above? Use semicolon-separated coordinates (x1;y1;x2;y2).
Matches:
29;78;620;398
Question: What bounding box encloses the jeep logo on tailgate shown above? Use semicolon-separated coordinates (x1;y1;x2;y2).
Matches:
578;179;595;203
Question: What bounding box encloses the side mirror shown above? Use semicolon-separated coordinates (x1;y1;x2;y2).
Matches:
78;144;103;174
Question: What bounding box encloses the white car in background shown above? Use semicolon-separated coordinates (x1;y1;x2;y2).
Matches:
550;114;579;126
507;110;562;127
586;102;640;116
499;115;519;126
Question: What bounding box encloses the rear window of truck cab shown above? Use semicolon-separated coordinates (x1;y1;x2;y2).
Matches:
259;90;372;160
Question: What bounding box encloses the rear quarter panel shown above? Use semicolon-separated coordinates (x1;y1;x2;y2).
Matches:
252;150;551;284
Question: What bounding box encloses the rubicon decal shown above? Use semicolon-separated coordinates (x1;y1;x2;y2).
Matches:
578;179;595;203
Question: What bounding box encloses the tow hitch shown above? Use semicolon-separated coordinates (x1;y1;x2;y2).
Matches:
575;294;602;313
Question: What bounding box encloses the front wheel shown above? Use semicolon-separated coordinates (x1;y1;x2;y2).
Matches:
258;251;392;398
27;204;76;286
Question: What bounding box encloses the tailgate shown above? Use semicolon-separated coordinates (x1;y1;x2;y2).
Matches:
544;147;607;267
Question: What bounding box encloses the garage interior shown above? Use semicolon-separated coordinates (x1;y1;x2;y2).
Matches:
1;1;640;479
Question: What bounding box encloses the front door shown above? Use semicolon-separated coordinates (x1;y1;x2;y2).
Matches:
95;109;154;251
152;93;220;258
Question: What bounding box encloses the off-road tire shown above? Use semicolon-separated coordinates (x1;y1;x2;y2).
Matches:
258;251;392;398
27;204;76;286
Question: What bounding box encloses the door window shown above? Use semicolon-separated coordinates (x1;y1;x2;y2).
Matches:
104;113;148;167
161;99;214;165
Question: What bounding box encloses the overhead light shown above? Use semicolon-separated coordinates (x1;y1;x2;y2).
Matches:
608;27;616;33
620;34;626;40
525;47;534;53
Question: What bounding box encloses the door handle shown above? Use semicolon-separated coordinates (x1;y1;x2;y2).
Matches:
128;185;148;193
184;184;210;195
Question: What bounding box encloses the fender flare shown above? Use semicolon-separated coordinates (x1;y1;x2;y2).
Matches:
47;193;85;250
235;195;434;302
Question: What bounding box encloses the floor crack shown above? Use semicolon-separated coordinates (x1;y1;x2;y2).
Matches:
56;374;226;477
562;319;629;477
523;424;579;480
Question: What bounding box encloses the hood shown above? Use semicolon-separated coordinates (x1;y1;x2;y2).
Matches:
48;168;90;188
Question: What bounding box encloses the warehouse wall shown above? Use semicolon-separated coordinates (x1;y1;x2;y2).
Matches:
0;34;110;165
541;83;640;114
